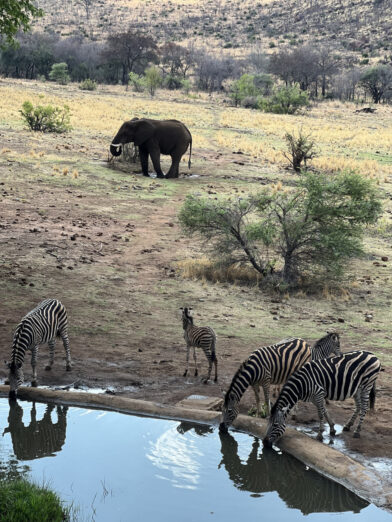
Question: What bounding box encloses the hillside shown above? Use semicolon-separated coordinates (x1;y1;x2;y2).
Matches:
34;0;392;62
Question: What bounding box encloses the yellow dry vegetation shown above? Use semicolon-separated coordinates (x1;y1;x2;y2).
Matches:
176;258;262;285
1;80;391;179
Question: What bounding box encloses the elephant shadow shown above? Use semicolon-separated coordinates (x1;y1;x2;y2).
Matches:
218;432;369;515
3;401;68;461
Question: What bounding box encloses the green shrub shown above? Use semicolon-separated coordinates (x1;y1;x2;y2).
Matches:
20;101;72;133
164;74;183;90
0;479;69;522
284;128;316;172
144;65;162;96
260;86;309;114
128;72;146;93
178;171;382;287
229;74;259;106
181;78;192;94
49;62;70;85
79;78;97;91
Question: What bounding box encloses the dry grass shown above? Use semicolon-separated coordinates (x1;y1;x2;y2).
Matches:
176;258;262;285
3;80;391;179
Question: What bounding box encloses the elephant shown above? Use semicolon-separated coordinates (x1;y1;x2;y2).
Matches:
110;118;192;179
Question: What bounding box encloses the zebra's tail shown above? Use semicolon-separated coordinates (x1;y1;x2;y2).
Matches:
369;383;376;411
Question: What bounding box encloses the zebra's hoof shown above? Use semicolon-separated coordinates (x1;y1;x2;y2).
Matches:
343;425;350;432
32;381;38;387
330;429;336;437
66;365;72;371
202;379;209;384
353;431;360;438
4;379;9;385
183;371;188;377
316;433;323;441
45;365;52;371
194;371;198;377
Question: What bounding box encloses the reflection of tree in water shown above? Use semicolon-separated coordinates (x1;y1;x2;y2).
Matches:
4;401;68;460
176;421;214;437
218;432;369;515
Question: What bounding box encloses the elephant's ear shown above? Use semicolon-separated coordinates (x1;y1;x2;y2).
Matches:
133;119;155;146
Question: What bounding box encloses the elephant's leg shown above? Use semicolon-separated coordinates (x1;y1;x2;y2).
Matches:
166;153;181;179
139;146;150;177
149;145;165;178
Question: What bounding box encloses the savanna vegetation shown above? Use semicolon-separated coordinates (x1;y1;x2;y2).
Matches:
0;0;392;499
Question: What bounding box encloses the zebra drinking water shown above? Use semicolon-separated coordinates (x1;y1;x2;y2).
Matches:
219;333;341;433
263;350;381;447
181;307;217;383
6;299;72;399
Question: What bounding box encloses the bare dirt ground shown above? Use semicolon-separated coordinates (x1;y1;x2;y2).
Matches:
0;83;391;484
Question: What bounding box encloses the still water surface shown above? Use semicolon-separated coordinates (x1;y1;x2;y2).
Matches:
0;398;390;522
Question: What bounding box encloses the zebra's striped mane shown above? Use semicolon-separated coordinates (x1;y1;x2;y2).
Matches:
224;360;249;405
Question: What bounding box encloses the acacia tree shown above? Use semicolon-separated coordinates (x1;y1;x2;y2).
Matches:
102;30;158;85
360;65;392;103
0;0;43;47
179;172;381;287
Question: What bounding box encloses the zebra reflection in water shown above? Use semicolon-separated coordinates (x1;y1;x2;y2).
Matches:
218;431;369;515
3;401;68;460
176;421;213;437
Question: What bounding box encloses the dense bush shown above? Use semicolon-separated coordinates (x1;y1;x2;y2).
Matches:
260;86;309;114
20;101;72;133
178;171;381;288
164;74;183;90
79;78;97;91
144;66;162;96
49;62;70;85
128;72;146;92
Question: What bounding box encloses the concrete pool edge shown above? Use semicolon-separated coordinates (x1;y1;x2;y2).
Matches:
1;385;391;512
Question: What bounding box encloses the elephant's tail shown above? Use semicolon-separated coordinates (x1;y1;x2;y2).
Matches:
188;138;192;169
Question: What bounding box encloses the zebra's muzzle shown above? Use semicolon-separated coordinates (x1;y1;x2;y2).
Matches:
262;437;273;448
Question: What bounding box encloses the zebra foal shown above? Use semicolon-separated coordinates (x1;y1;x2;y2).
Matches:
263;351;381;447
219;333;340;433
6;299;72;399
181;307;217;383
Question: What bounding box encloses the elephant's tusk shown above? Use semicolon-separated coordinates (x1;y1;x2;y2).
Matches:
111;143;122;147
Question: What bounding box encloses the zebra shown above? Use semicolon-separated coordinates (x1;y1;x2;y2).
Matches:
181;307;217;383
6;299;72;400
219;333;341;433
263;350;381;447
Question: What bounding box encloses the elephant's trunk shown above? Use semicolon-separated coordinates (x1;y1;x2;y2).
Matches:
110;143;122;157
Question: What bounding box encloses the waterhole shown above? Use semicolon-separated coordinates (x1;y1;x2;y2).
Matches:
0;398;390;522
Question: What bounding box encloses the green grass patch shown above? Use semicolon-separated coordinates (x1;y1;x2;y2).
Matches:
0;479;70;522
